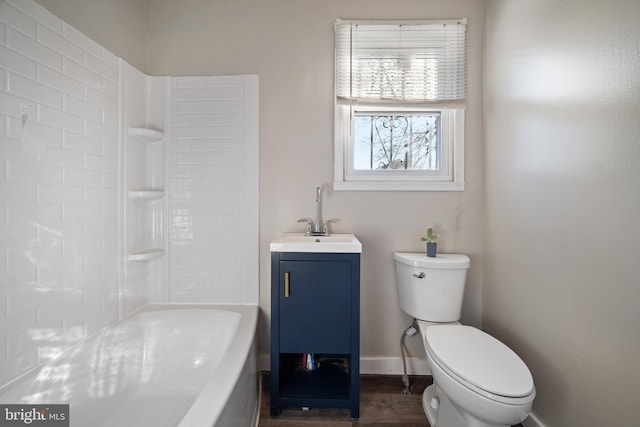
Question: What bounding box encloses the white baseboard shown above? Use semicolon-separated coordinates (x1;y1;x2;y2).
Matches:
259;354;430;376
523;412;545;427
260;354;542;427
361;356;430;375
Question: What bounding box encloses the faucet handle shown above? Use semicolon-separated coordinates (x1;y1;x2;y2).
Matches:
323;218;340;235
297;218;314;235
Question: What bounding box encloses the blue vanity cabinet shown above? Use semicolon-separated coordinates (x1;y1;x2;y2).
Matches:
270;252;360;419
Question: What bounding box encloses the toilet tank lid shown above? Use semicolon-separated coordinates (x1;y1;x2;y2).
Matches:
426;325;534;398
394;252;470;269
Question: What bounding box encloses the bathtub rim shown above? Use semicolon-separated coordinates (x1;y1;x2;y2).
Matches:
0;303;260;427
148;303;259;427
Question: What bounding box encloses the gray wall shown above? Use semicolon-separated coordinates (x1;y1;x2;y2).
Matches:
143;0;487;364
35;0;485;364
34;0;148;71
484;0;640;425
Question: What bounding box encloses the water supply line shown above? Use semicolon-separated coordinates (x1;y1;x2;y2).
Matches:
400;319;419;395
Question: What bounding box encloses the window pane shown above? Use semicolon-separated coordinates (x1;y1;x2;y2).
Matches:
353;113;440;171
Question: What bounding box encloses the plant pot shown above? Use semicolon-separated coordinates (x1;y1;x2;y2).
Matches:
426;242;437;257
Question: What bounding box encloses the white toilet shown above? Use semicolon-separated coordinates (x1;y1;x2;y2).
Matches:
394;252;535;427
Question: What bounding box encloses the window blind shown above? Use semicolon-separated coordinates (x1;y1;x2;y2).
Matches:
335;20;467;103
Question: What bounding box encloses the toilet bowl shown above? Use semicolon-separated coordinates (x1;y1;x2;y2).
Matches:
422;323;535;427
394;252;535;427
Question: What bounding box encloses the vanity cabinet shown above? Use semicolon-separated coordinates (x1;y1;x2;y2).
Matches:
270;251;360;418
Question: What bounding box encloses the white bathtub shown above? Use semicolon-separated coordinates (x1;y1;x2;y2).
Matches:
0;304;259;427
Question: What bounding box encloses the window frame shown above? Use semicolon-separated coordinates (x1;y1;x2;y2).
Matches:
333;19;466;192
334;102;465;191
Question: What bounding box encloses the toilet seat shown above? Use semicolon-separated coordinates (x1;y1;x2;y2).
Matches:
425;325;535;405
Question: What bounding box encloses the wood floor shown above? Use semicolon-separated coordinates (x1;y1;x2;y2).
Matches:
258;372;525;427
258;372;433;427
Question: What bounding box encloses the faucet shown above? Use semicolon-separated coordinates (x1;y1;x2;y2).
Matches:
297;186;339;236
314;186;322;234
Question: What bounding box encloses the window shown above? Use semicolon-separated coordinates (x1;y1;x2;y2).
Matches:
353;112;440;171
334;20;467;191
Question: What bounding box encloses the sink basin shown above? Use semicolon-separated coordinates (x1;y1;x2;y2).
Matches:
270;233;362;253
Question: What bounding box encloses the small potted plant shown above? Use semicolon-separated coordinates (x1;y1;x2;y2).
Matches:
420;227;439;257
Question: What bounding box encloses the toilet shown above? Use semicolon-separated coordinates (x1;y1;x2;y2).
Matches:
394;252;535;427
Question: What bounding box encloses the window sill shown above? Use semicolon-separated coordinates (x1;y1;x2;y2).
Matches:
333;180;465;192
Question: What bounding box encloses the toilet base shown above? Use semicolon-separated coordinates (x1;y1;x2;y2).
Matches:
423;384;521;427
423;384;438;425
422;384;467;427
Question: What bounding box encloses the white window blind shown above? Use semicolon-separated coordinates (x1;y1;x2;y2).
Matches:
335;20;467;103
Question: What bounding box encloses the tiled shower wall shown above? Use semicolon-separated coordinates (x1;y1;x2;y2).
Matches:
0;0;259;388
0;0;120;385
167;76;258;305
121;61;162;315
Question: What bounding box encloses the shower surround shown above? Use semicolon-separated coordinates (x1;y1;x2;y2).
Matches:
0;0;258;388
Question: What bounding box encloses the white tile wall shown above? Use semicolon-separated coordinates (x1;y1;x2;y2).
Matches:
121;61;165;313
0;0;120;386
0;0;259;389
168;76;258;304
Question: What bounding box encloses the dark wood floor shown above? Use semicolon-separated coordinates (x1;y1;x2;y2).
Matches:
258;372;433;426
258;372;525;427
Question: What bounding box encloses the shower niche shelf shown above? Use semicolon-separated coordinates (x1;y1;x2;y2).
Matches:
128;249;165;262
128;127;164;143
126;126;166;263
128;190;165;200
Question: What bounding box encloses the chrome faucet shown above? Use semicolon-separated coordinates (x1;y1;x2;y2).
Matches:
297;186;339;236
314;186;322;234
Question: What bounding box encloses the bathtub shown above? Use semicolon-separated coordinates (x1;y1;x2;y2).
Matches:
0;304;259;427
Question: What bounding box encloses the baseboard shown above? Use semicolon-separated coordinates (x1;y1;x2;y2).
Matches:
259;354;430;376
260;353;541;426
523;412;546;427
360;356;430;375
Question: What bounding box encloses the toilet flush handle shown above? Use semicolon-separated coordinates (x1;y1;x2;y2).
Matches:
413;272;425;279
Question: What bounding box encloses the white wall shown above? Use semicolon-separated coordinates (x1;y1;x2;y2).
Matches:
484;0;640;425
120;61;164;314
0;0;121;386
166;75;259;305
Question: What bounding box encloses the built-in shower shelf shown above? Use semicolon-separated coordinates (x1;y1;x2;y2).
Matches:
128;249;165;262
128;127;164;143
128;189;165;200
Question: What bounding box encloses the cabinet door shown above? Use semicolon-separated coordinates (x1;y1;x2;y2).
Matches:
279;260;351;353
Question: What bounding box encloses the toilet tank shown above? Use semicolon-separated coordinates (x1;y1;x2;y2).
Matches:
394;252;470;322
